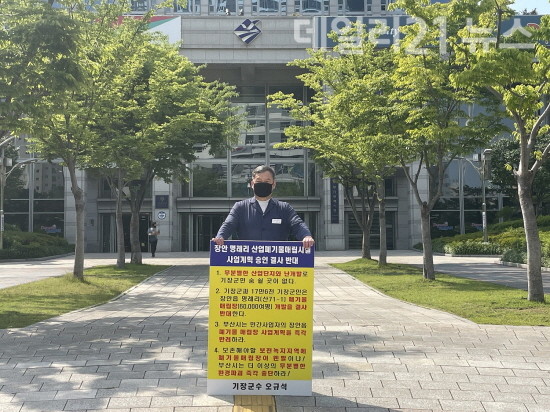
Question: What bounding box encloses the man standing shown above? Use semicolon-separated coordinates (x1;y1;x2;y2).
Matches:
212;165;315;249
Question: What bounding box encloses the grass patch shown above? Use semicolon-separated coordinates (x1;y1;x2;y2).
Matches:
333;259;550;326
0;264;168;329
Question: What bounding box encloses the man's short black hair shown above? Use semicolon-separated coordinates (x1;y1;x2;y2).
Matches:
252;165;276;180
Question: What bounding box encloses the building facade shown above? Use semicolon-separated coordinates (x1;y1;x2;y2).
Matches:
5;1;537;252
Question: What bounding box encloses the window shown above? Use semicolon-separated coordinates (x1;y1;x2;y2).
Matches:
268;86;305;159
131;0;150;12
345;0;364;13
295;0;328;14
252;0;286;15
271;163;305;197
210;0;244;14
192;164;227;197
174;0;200;13
231;164;256;198
232;103;267;160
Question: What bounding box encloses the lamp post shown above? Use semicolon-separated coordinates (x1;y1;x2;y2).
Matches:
0;153;38;250
0;136;16;250
481;148;492;243
459;148;492;241
0;148;11;249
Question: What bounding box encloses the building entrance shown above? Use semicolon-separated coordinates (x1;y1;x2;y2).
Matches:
181;213;227;252
100;213;150;253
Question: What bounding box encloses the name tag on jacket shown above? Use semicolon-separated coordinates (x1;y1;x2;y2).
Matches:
272;219;282;224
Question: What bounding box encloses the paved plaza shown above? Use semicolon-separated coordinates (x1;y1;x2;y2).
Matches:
0;251;549;411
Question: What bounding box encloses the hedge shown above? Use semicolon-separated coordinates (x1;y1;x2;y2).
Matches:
415;216;550;265
443;240;503;255
0;231;73;260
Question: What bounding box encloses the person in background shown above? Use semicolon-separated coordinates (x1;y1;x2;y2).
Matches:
212;165;315;249
147;222;160;257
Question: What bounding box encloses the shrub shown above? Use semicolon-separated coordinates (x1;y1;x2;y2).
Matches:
443;240;503;255
501;249;527;265
0;231;73;260
489;215;550;233
496;228;526;251
431;232;483;253
414;215;550;263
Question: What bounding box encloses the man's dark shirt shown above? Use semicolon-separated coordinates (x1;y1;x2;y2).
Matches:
215;197;311;241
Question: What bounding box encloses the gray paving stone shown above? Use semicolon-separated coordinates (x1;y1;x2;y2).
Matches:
150;395;193;407
63;398;110;410
0;385;41;394
95;389;137;398
20;400;67;411
481;401;529;412
107;396;152;408
370;388;412;399
450;389;494;401
175;408;232;412
314;395;358;407
117;378;159;388
397;397;442;410
355;397;399;409
439;399;484;411
331;387;373;397
12;391;57;402
191;395;232;406
77;378;120;389
54;389;98;400
1;255;550;412
0;403;23;412
381;380;421;390
491;391;536;403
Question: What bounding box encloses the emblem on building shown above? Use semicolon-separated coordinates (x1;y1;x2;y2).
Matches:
234;19;261;44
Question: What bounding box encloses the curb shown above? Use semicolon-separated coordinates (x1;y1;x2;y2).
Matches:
412;248;502;258
0;252;74;263
499;260;550;272
444;253;502;258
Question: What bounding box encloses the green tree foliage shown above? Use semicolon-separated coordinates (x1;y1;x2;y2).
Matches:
269;24;400;261
22;0;167;278
451;4;550;302
0;0;81;141
490;136;550;216
92;40;240;264
391;0;505;279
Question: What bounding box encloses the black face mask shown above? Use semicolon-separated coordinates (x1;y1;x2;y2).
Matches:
253;182;273;198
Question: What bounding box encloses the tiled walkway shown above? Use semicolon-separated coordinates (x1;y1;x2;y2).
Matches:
0;252;549;411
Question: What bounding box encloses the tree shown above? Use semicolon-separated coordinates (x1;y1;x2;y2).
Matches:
0;0;80;149
489;136;550;216
24;0;157;279
92;39;240;264
270;25;400;260
391;0;505;279
125;78;239;264
452;8;550;301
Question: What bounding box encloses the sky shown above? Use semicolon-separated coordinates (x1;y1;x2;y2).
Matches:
511;0;550;14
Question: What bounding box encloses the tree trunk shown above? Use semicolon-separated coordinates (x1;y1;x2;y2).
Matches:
420;203;435;280
129;202;142;264
361;206;375;259
378;181;387;266
517;175;545;302
68;164;85;280
362;230;371;259
115;172;125;268
126;174;152;264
